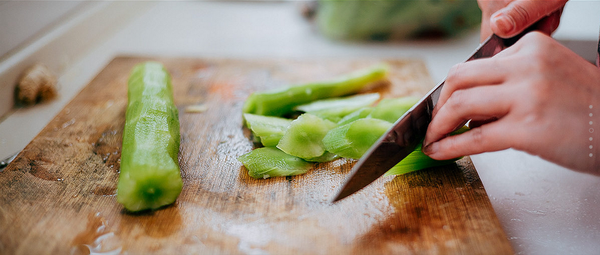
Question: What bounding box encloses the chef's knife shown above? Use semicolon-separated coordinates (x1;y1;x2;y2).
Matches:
332;32;532;202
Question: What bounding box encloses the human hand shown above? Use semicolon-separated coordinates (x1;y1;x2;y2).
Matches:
478;0;567;41
423;32;600;174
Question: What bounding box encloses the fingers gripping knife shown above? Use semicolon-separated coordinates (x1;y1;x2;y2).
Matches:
332;31;534;202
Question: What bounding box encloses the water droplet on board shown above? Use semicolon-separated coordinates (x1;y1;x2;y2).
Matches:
62;118;76;129
83;233;122;255
105;100;114;109
72;213;123;255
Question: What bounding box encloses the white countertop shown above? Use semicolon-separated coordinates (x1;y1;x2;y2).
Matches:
1;2;600;254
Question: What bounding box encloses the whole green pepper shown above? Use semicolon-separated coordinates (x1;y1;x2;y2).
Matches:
117;62;183;212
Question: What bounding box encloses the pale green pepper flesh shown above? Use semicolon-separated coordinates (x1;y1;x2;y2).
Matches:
238;147;312;179
385;126;470;176
336;107;373;126
369;96;420;123
322;118;392;159
243;113;292;147
277;113;337;160
294;93;380;122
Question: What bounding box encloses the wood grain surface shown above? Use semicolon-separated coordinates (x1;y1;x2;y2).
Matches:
0;56;513;255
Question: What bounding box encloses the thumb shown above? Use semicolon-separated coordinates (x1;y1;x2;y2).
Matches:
490;0;567;38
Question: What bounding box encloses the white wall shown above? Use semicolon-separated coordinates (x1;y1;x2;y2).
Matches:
0;2;81;60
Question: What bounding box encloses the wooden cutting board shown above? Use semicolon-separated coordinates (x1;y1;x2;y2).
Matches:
0;56;513;255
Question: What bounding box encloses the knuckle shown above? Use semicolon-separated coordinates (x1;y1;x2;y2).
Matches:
447;135;463;152
446;63;464;86
526;30;546;38
446;90;467;110
508;4;532;27
521;32;552;52
469;127;487;148
520;46;554;73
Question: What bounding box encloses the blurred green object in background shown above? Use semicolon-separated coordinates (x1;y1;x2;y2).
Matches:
315;0;481;41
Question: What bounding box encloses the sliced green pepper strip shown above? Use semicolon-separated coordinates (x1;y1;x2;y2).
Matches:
238;147;312;179
337;107;373;126
242;64;388;117
383;143;461;176
294;93;380;122
243;113;292;147
305;151;339;163
384;126;470;176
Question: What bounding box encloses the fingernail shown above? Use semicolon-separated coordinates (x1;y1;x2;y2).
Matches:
492;13;514;35
423;137;432;149
422;142;438;155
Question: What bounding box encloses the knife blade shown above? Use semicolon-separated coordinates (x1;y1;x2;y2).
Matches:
332;33;529;202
